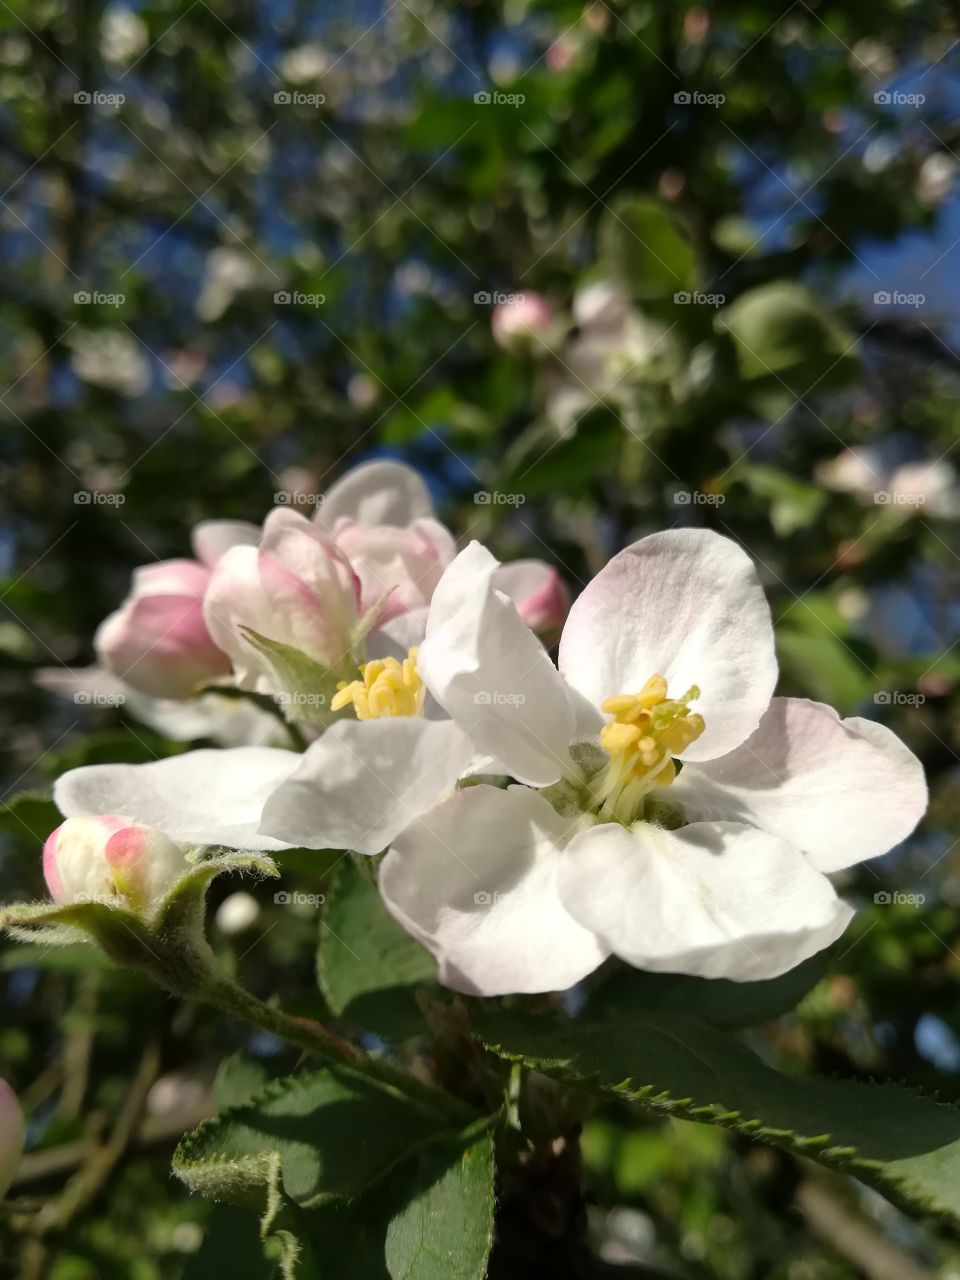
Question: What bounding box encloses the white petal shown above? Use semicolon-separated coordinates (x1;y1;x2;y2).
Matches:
671;698;928;873
559;819;852;982
418;542;574;786
318;460;435;527
380;785;607;995
558;529;777;761
258;718;475;855
191;520;260;567
53;748;301;850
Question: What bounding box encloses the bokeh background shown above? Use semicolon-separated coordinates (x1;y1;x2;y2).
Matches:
2;0;960;1275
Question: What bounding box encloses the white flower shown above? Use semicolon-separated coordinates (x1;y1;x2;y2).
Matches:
374;531;926;993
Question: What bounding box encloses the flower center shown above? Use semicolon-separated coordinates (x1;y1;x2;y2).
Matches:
330;646;425;720
591;674;704;823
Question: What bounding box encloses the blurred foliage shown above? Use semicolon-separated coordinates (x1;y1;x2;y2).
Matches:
1;0;960;1275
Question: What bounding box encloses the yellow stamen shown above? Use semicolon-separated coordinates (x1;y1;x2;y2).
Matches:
594;674;704;823
330;646;425;720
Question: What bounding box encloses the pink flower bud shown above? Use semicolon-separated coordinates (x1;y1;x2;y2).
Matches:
43;816;186;910
0;1080;23;1197
96;559;231;699
493;560;570;634
203;508;361;692
332;516;457;621
491;293;554;350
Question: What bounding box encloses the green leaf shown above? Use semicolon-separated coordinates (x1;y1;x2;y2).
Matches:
213;1053;273;1110
716;282;859;393
736;463;828;536
184;1205;280;1280
318;860;437;1039
239;627;348;724
582;953;827;1028
597;196;697;295
478;1011;960;1227
289;1136;495;1280
174;1065;465;1211
0;788;59;845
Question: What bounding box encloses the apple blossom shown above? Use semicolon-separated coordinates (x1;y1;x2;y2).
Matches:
0;1080;23;1197
491;292;555;350
375;532;926;994
43;815;187;910
96;559;231;699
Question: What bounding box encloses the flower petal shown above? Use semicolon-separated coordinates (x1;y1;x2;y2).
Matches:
53;748;301;850
671;697;928;872
259;718;475;855
559;819;853;981
191;519;260;568
319;460;435;527
558;529;777;761
380;785;607;995
418;542;575;785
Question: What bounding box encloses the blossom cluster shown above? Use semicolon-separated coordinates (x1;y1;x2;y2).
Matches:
38;464;927;998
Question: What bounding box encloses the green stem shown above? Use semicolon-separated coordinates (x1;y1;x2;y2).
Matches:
205;978;476;1125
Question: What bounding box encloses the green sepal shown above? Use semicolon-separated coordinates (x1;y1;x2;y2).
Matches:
239;627;349;724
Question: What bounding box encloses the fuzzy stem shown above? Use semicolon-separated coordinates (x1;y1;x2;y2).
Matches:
205;977;476;1125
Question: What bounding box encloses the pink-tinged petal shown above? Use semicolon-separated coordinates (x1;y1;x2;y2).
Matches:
42;824;65;901
493;560;570;633
317;460;435;528
671;697;928;873
96;591;230;700
191;519;260;568
491;293;554;349
558;529;777;761
559;819;853;982
132;558;210;599
380;785;608;995
333;516;457;617
418;542;575;786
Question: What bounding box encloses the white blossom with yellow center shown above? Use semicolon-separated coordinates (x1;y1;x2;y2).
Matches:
57;529;928;1001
